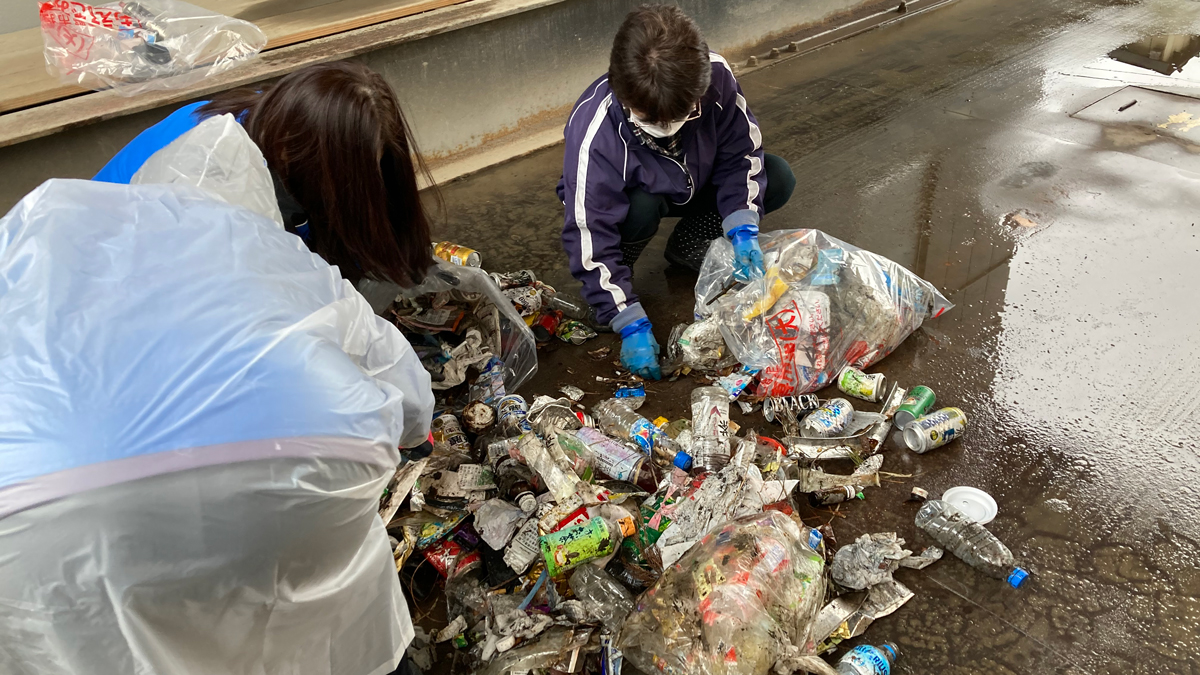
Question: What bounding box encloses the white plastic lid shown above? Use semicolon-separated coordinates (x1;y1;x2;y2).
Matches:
941;486;998;524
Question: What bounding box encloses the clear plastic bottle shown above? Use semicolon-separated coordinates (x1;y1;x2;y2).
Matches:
690;386;730;471
516;434;586;504
592;398;679;465
915;500;1029;588
567;564;634;631
542;289;593;322
836;642;899;675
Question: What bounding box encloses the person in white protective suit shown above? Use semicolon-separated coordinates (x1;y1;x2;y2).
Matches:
0;119;435;675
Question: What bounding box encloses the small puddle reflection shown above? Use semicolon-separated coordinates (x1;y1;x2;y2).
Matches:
1107;35;1200;77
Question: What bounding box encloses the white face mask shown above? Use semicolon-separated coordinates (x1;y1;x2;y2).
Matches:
630;112;688;139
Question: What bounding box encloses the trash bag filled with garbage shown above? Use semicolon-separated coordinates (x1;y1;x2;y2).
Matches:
693;229;952;396
617;510;829;675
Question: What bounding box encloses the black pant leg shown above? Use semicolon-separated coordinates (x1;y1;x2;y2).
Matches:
620;188;671;242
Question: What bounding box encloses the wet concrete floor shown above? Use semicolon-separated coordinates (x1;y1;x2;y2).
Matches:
432;0;1200;672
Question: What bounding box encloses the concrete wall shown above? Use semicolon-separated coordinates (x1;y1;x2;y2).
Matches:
0;0;872;211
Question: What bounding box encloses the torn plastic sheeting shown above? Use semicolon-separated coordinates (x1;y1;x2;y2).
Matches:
796;454;884;493
693;229;952;396
898;546;944;569
132;114;282;227
830;532;912;590
478;626;592;675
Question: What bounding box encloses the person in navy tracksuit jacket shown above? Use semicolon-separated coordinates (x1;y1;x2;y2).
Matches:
557;5;795;380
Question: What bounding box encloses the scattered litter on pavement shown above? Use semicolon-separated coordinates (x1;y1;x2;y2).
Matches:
375;234;1038;674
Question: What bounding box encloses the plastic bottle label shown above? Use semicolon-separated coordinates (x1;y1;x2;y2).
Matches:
627;419;655;453
844;646;890;675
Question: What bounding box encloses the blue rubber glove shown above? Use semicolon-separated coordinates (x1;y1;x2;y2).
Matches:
619;318;662;380
729;224;765;282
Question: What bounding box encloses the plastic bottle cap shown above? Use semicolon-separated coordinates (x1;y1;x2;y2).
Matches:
1008;567;1029;588
882;641;899;661
673;451;694;471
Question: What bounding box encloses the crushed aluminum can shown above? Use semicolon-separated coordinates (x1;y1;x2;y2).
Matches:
557;319;598;345
575;410;595;428
502;285;543;317
462;401;495;433
490;269;538;290
809;484;860;507
532;309;563;342
560;384;586;402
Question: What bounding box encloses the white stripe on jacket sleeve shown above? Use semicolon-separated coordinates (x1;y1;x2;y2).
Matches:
572;93;628;312
711;53;765;214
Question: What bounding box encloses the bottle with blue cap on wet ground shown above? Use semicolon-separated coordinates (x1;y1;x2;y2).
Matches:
836;642;899;675
915;499;1030;589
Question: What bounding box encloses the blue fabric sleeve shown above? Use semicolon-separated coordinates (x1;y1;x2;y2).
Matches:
93;102;209;184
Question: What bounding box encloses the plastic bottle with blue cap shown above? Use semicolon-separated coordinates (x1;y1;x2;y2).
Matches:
836;642;899;674
915;499;1030;588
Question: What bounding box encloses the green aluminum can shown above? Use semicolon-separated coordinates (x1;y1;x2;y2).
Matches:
893;385;935;429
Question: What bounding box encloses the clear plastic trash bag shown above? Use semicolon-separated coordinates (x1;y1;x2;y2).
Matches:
132;113;283;227
617;511;830;675
694;229;952;396
39;0;266;95
396;259;539;392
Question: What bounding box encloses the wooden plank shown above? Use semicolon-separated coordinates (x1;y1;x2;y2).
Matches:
0;0;472;115
0;0;565;148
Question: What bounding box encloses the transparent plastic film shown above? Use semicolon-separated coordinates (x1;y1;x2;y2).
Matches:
39;0;266;95
617;511;828;675
694;230;952;396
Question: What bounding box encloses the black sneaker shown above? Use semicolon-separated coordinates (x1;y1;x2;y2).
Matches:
664;211;724;272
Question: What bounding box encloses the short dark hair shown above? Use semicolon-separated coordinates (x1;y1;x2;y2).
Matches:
609;5;711;125
199;62;434;287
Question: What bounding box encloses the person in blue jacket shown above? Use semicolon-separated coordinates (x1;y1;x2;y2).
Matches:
96;62;435;289
557;5;796;380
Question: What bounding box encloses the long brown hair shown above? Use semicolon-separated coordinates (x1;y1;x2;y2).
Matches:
199;62;434;286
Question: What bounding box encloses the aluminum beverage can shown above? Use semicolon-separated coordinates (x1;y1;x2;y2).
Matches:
801;398;854;437
431;413;470;453
489;269;537;290
894;385;936;429
903;407;967;453
540;516;635;577
808;484;858;507
495;394;532;435
432;241;481;267
837;366;886;402
461;400;495;433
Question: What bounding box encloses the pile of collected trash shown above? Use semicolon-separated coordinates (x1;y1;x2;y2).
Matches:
380;233;1029;675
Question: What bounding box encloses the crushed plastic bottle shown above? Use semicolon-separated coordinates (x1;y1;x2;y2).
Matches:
542;289;593;322
915;500;1029;588
592;398;680;465
690;385;731;471
837;642;899;675
567;564;634;631
517;434;588;504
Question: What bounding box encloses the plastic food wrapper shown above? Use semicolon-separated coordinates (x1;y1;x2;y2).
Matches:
618;511;831;675
694;229;952;395
395;260;538;392
39;0;266;95
811;580;914;651
473;498;528;550
132;113;283;227
0;179;434;675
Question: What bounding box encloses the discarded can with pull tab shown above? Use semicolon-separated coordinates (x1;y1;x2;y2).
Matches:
837;366;886;403
432;241;481;267
903;407;967;453
894;385;936;429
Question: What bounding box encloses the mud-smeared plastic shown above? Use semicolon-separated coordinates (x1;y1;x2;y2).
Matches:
915;500;1029;588
836;642;898;674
